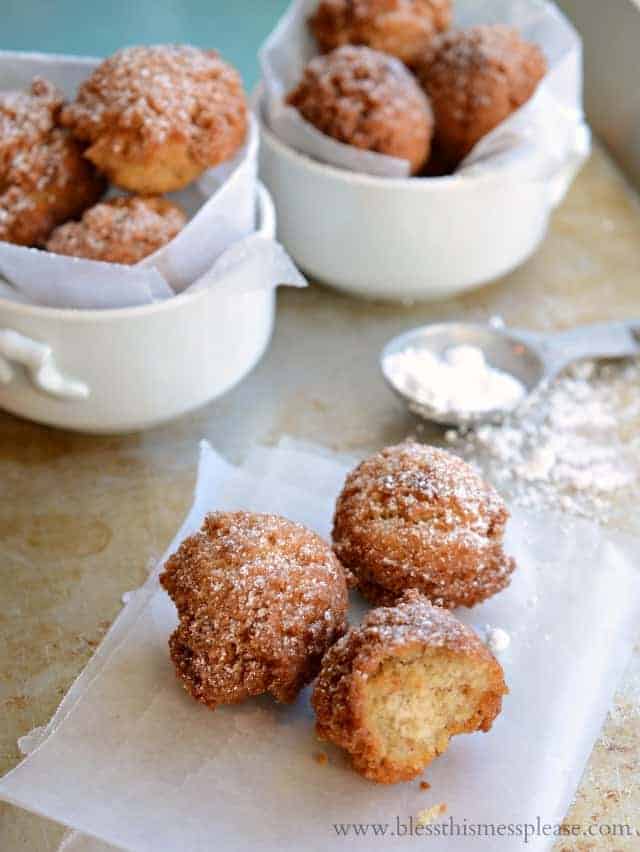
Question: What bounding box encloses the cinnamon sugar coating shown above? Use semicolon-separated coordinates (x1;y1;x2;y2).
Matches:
332;441;515;608
46;195;186;264
61;45;248;193
416;25;547;168
160;512;349;710
310;0;452;67
0;77;62;172
287;45;433;174
312;590;507;783
0;78;105;247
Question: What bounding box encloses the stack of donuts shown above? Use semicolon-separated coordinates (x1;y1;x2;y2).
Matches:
0;45;249;263
162;441;516;784
286;0;548;175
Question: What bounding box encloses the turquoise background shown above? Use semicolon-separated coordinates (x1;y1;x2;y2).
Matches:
0;1;291;88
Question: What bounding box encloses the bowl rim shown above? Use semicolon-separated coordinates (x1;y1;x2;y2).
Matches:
259;111;526;192
0;182;275;323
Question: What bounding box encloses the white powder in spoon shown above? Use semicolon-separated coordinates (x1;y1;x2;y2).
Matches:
384;344;526;420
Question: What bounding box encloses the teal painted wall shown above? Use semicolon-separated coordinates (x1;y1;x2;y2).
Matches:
0;1;291;88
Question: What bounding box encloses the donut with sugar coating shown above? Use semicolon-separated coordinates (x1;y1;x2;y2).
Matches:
312;590;508;783
310;0;453;67
332;441;516;608
287;45;433;174
161;511;350;709
416;25;547;168
0;77;105;246
46;195;186;264
61;45;248;193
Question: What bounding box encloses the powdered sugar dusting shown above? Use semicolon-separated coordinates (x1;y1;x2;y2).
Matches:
442;359;640;522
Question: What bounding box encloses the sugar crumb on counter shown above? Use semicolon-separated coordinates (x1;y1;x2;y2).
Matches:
484;625;511;655
415;803;447;827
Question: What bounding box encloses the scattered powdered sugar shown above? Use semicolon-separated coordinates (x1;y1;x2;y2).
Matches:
439;358;640;523
384;344;526;421
484;625;511;654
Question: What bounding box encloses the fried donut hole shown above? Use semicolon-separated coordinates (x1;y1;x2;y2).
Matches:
61;45;249;194
332;441;515;609
310;0;453;67
287;46;433;175
417;25;547;169
160;512;349;710
0;78;105;246
312;590;508;783
46;196;186;264
0;77;60;171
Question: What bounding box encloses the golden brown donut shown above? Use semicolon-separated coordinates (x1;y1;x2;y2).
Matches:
46;195;186;264
287;45;433;174
61;45;249;194
0;78;105;247
416;25;547;169
332;441;515;608
312;590;508;783
310;0;452;67
0;77;61;171
160;512;349;710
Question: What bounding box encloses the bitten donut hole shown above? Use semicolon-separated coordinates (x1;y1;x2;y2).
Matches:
364;648;496;772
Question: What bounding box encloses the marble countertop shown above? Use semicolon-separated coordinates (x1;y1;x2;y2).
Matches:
1;141;640;850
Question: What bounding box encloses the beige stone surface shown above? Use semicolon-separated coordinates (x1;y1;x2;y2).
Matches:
1;140;639;850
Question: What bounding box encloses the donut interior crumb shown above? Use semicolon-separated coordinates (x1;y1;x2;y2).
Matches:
364;648;496;773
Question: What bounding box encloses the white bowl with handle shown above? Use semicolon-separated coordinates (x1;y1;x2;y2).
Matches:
0;184;280;434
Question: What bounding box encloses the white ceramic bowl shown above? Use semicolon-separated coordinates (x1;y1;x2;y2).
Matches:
0;184;277;434
259;120;589;302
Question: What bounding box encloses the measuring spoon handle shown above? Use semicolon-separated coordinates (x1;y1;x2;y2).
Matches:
537;320;640;378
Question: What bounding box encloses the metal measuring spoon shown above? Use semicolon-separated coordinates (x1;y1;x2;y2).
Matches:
381;320;640;428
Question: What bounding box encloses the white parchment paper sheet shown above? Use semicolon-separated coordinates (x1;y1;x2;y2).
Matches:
260;0;590;182
0;439;638;852
0;51;269;309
